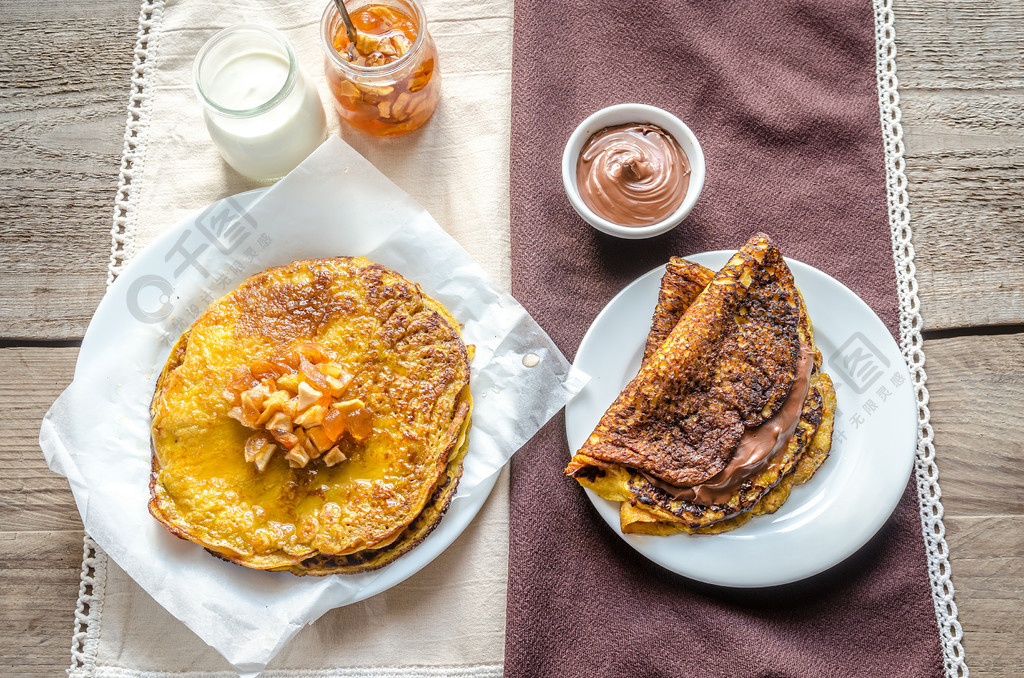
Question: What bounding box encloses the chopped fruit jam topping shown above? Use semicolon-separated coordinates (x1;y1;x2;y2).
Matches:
224;342;374;472
334;5;417;67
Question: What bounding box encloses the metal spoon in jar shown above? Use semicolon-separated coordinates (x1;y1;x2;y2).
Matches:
332;0;359;61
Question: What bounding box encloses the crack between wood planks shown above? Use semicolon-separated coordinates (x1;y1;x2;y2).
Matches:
0;339;82;349
922;324;1024;341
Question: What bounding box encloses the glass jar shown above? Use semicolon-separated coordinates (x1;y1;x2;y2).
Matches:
320;0;441;137
193;24;328;181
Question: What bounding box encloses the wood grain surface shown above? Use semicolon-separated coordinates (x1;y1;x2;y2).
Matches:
0;0;135;342
896;0;1024;331
0;0;1021;676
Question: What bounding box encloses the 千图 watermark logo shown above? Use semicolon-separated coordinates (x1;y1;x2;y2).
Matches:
829;331;890;395
825;332;910;446
126;195;272;333
194;195;259;257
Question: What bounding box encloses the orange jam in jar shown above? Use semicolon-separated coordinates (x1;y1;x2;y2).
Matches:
320;0;441;137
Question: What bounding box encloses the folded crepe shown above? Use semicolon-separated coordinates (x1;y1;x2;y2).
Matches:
566;233;835;534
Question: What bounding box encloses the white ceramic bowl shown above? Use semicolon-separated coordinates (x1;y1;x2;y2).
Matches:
562;103;705;239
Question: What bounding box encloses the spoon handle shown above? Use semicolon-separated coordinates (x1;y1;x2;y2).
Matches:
333;0;359;44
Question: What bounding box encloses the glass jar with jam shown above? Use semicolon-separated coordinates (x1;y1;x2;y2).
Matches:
320;0;441;137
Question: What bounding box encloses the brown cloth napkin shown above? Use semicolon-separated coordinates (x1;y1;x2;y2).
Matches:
505;1;944;676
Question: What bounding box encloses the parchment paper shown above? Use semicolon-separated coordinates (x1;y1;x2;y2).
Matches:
41;136;586;676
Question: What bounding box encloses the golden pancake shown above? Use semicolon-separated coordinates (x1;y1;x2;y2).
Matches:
566;234;835;533
286;399;472;574
149;257;472;573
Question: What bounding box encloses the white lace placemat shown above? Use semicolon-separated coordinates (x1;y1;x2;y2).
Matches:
874;0;967;674
67;0;968;676
72;0;513;675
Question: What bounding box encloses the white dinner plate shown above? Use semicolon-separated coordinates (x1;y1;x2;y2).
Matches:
63;188;501;605
565;252;917;588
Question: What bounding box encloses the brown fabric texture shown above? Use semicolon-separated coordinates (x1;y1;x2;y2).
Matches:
506;1;944;677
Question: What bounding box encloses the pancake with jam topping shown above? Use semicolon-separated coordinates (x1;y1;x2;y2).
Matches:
565;234;835;533
149;257;472;573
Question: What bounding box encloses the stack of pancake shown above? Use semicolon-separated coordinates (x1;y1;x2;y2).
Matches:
566;234;836;534
149;257;473;574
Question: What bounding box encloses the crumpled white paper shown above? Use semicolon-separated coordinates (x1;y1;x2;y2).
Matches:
40;136;587;676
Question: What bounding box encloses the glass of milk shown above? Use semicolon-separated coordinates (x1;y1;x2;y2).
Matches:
193;25;328;181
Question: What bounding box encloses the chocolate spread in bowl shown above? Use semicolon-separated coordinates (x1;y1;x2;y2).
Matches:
576;123;690;226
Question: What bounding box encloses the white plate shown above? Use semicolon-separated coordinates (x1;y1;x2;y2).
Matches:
565;252;917;588
75;188;498;603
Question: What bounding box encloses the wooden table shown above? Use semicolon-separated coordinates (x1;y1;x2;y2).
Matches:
2;1;1020;675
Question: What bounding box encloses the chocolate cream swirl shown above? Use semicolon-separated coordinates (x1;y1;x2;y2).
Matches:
576;124;690;226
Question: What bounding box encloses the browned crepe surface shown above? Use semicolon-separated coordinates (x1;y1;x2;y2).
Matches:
574;234;810;487
568;240;834;531
641;258;715;364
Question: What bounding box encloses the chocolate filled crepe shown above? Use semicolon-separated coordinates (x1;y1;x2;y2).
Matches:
566;234;835;534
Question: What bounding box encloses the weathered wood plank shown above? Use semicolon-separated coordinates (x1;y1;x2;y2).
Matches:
894;0;1024;91
901;91;1024;154
900;91;1024;331
0;0;137;341
0;348;81;532
945;515;1024;678
894;0;1024;331
924;333;1024;517
0;530;84;676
